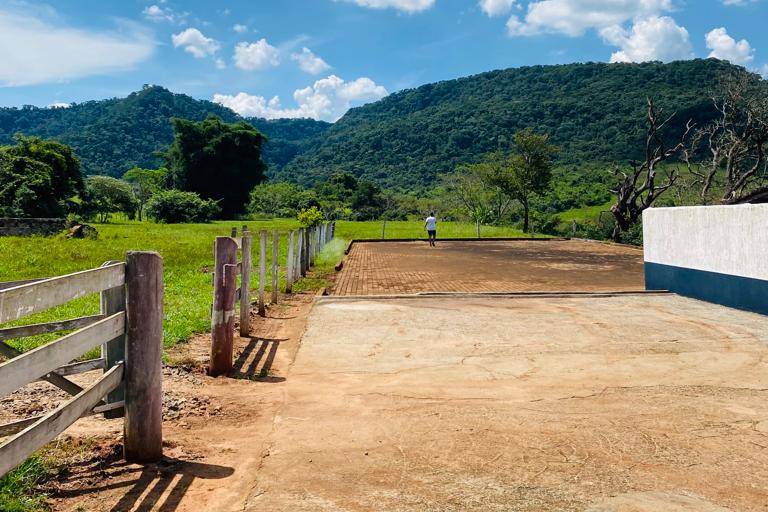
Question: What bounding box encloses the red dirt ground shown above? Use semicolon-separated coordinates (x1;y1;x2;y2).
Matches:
333;240;645;295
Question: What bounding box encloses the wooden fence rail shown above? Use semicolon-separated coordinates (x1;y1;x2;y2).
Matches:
0;251;164;478
208;222;334;375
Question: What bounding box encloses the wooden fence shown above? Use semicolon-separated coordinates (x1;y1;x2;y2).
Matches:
209;223;334;376
0;251;164;478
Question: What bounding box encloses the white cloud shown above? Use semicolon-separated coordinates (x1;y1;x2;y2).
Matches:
291;47;331;74
213;75;388;121
706;27;754;66
143;4;173;22
721;0;757;5
48;102;71;109
337;0;435;13
601;16;692;63
215;58;226;69
233;39;280;70
233;23;248;33
0;8;154;87
761;64;768;78
172;28;220;58
506;0;673;37
479;0;516;17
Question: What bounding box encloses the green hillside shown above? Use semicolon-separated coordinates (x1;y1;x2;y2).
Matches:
278;59;739;188
0;85;329;177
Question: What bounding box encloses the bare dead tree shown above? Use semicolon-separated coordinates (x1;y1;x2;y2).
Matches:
609;98;694;242
685;74;768;204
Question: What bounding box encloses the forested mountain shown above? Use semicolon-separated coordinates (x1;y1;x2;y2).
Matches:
278;59;740;187
0;85;329;177
0;59;750;187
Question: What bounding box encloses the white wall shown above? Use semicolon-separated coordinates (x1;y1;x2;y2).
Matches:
643;204;768;280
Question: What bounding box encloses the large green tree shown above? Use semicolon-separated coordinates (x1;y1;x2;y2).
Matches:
488;129;558;233
163;116;267;217
0;135;83;218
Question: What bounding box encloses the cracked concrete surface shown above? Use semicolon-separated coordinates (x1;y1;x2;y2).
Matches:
244;294;768;511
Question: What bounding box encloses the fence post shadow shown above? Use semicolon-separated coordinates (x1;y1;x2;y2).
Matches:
231;337;286;382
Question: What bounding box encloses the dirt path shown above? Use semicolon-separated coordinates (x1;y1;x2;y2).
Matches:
15;292;317;512
333;240;644;295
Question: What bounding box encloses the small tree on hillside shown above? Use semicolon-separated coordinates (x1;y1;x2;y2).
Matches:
442;163;512;236
488;129;557;233
83;176;138;223
610;98;693;242
122;167;169;221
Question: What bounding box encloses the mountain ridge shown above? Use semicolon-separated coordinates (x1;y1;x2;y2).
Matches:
0;59;752;187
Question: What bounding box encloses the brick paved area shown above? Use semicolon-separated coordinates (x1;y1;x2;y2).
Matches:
332;240;644;295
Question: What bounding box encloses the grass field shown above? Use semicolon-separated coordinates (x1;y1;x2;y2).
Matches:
0;219;530;356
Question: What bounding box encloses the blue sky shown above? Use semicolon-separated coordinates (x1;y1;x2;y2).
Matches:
0;0;766;121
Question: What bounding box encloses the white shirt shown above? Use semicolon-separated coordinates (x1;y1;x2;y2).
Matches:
425;216;437;231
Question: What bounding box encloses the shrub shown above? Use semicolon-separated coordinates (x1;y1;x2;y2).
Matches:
297;206;324;227
145;189;220;223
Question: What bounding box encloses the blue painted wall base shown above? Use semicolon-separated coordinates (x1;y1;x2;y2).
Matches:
645;262;768;315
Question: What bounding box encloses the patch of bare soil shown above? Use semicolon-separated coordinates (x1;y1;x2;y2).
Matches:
2;292;316;512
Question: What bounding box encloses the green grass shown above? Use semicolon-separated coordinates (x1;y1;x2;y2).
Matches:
334;220;535;240
557;202;613;225
0;219;532;356
0;455;50;512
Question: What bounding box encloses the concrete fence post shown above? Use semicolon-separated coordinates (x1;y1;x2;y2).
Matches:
239;231;252;336
271;229;279;304
124;251;164;463
297;228;305;278
286;230;295;294
210;237;237;376
259;230;267;317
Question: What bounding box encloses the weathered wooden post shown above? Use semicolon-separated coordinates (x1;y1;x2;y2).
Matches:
124;251;164;463
286;230;295;294
477;219;481;239
239;230;252;336
210;237;237;376
271;229;279;304
101;261;126;419
259;230;267;316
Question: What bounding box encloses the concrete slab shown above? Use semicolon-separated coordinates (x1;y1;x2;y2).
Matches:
246;294;768;511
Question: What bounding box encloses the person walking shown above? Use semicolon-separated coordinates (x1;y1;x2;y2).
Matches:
424;212;437;247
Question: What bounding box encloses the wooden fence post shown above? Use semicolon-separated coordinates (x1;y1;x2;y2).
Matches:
239;231;252;336
100;261;125;419
286;230;295;294
231;227;237;238
210;237;237;376
271;230;279;304
124;251;163;463
259;231;267;316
